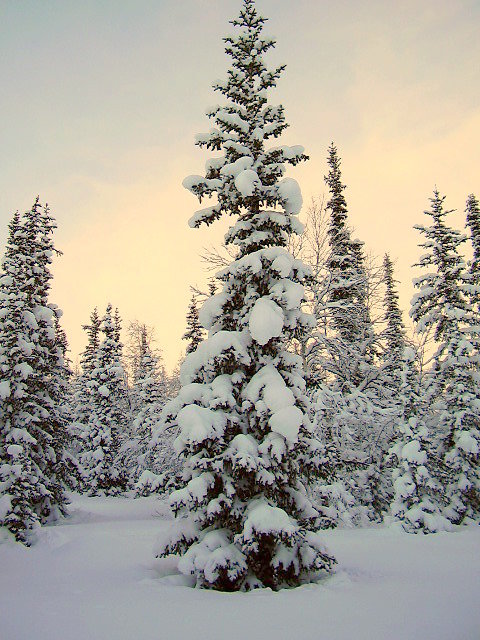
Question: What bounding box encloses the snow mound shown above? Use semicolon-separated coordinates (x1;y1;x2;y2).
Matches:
244;364;295;413
249;297;284;345
180;330;251;385
6;444;23;457
178;529;247;586
269;405;303;443
456;430;479;454
199;292;228;331
97;384;110;397
277;178;303;214
401;440;427;464
0;380;10;400
270;279;305;310
235;170;260;196
220;156;253;177
176;404;226;448
243;499;296;539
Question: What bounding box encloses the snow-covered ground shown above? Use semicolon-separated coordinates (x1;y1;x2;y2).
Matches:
1;494;479;640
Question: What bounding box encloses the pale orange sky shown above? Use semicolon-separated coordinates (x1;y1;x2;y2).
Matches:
0;1;479;370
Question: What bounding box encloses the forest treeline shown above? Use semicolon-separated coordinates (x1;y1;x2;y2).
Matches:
1;159;478;544
0;0;478;592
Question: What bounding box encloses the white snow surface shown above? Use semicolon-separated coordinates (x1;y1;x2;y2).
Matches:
1;494;479;640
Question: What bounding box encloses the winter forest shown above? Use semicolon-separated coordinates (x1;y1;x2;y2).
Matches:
1;1;479;639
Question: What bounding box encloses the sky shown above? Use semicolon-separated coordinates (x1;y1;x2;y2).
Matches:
0;0;479;371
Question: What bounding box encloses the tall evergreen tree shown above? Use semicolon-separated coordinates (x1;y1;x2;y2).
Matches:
411;189;480;523
158;0;334;590
80;304;128;494
183;294;204;354
51;308;76;488
324;145;375;367
317;145;379;393
411;191;469;348
80;308;101;375
70;308;101;427
120;325;169;486
324;144;355;342
382;253;406;388
465;193;480;279
113;308;123;362
67;308;102;481
310;148;389;523
132;326;165;406
465;193;480;323
0;199;67;544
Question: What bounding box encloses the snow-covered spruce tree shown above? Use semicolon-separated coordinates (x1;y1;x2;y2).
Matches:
310;147;391;524
183;294;204;355
128;324;165;410
111;307;129;423
135;353;185;496
158;0;335;590
73;308;102;425
134;330;166;406
465;194;480;364
388;347;450;533
314;146;384;449
0;199;68;544
81;309;102;374
133;335;182;495
358;253;409;519
323;144;377;381
465;193;480;320
411;189;480;524
311;146;378;395
119;325;170;487
80;304;128;494
0;211;40;541
50;309;77;489
465;193;480;281
381;253;406;391
65;308;102;488
113;307;124;362
33;203;71;504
